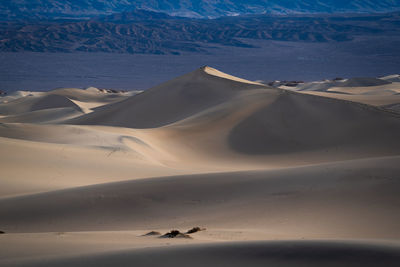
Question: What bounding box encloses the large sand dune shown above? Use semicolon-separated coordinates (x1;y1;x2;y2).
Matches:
1;156;399;238
1;67;399;266
70;67;268;128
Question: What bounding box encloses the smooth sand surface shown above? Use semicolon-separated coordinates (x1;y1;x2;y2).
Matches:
1;155;400;237
1;67;399;266
5;241;400;267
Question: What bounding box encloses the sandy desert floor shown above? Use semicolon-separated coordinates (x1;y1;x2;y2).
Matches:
0;67;400;266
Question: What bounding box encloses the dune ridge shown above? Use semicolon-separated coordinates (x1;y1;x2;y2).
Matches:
69;66;271;128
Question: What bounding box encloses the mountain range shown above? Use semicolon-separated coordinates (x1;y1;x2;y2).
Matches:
1;11;399;54
2;0;400;20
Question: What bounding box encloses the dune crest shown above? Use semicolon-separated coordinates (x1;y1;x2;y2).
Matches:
202;66;264;85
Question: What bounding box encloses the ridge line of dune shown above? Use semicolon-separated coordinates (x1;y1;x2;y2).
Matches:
282;87;400;117
2;154;399;201
201;66;266;86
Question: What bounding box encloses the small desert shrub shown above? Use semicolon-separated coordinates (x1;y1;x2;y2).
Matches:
161;230;191;239
186;227;205;234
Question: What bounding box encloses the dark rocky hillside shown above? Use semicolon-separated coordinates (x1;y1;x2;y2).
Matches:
1;12;399;54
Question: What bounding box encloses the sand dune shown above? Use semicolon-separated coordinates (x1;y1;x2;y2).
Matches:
296;78;397;93
0;94;82;116
47;87;134;103
1;155;399;238
1;67;399;266
66;66;400;163
5;241;400;267
327;83;400;95
0;91;46;103
294;90;400;111
47;87;140;113
227;90;400;155
70;67;270;128
380;74;400;82
0;107;83;124
286;76;400;113
296;80;339;91
336;77;391;87
0;87;136;124
0;132;196;198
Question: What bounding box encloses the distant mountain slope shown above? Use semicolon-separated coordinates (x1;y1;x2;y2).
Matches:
1;0;400;20
1;12;399;54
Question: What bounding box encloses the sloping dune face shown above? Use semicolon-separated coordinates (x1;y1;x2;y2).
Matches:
228;91;400;155
336;77;391;87
47;88;127;103
0;88;134;124
0;107;82;124
0;94;82;115
70;67;268;128
1;67;400;266
1;156;399;238
286;75;400;113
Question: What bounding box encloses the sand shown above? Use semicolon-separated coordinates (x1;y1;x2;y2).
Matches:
6;241;400;267
287;77;400;113
0;67;399;266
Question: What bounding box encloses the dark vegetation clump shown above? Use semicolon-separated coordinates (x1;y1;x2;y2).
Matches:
161;230;191;239
158;227;206;238
143;231;161;236
186;227;206;234
162;230;180;238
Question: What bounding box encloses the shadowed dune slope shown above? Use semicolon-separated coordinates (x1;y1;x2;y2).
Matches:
297;81;338;92
297;79;397;93
48;87;132;103
0;94;82;115
0;107;82;124
10;241;400;267
70;67;268;128
1;156;399;239
337;77;391;87
228;91;400;155
0;88;136;123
